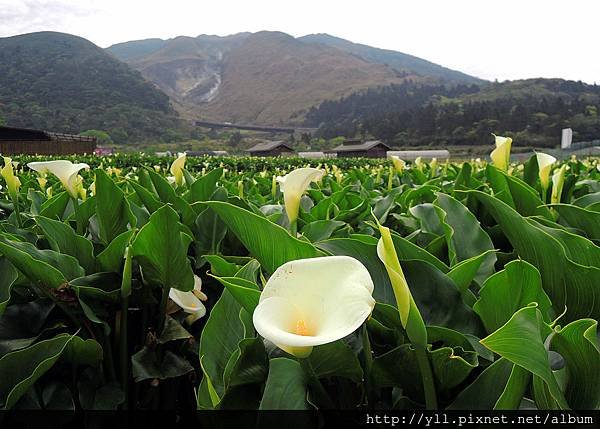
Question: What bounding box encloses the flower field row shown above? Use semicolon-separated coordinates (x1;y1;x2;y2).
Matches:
0;138;599;411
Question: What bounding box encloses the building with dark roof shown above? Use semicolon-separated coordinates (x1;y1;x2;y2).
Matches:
0;126;96;155
329;140;390;158
245;141;294;157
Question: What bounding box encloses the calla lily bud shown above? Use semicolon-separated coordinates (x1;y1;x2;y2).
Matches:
1;157;21;200
414;157;424;172
253;256;375;358
391;156;405;173
535;152;557;193
27;160;89;199
551;164;567;204
490;134;512;171
429;158;438;178
377;224;427;347
170;153;186;187
277;167;324;225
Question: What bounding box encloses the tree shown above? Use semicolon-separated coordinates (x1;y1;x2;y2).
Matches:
80;129;113;146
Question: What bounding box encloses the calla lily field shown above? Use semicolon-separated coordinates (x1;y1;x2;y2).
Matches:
0;142;599;412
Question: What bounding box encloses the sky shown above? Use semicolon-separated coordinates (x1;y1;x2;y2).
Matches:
0;0;598;84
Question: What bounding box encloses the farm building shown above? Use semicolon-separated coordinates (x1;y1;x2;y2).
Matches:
298;151;335;159
246;141;294;157
387;150;450;161
330;140;390;158
0;126;96;155
185;150;229;157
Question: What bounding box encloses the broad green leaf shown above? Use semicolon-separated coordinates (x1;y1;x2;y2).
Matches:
94;169;134;244
259;358;309;410
131;205;194;291
36;216;95;274
469;190;600;321
448;358;517;410
224;337;268;389
210;276;261;314
549;319;600;409
301;220;346;242
474;260;553;333
39;191;70;220
0;257;19;316
0;333;73;409
96;229;135;273
429;346;478;391
480;305;568;409
131;347;193;382
188;168;223;203
434;193;496;283
205;201;324;274
550;203;600;241
0;234;83;288
308;340;363;383
193;187;228;255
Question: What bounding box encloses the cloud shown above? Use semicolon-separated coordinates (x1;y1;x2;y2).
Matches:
0;0;101;37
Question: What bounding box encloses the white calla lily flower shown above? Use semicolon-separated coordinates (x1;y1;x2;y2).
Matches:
535;152;557;193
390;156;405;173
169;275;207;318
490;135;512;171
27;160;89;198
277;167;324;225
1;157;21;200
170;153;186;187
253;256;375;358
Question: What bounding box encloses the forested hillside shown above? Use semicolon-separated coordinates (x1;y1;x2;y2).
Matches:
306;79;600;148
0;32;185;144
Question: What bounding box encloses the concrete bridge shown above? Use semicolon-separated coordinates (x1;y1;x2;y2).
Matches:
194;120;317;135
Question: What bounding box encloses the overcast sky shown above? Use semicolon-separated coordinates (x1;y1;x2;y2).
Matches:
1;0;598;83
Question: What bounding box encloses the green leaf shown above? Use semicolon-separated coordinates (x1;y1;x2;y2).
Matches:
39;191;70;220
205;201;324;274
486;165;553;219
35;216;95;274
549;319;600;409
0;234;83;288
302;220;346;242
210;276;261;315
434;193;496;283
447;358;517;410
131;347;194;382
193;187;228;255
224;337;268;388
0;333;73;409
469;189;600;321
131;205;194;291
61;336;103;367
480;305;568;409
157;315;192;344
0;257;19;316
94;169;135;244
429;346;478;391
551;203;600;241
96;229;135;273
70;272;122;303
188;168;223;203
259;358;309;410
308;340;363;383
474;260;553;333
403;260;484;336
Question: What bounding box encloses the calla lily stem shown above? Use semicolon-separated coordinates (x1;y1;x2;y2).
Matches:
414;346;438;410
10;196;22;228
71;196;84;235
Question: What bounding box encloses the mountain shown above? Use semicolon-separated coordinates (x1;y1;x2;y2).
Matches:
299;33;483;85
0;31;183;144
108;31;478;124
308;78;600;148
